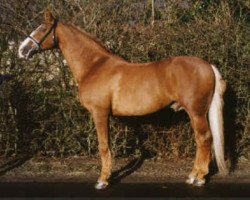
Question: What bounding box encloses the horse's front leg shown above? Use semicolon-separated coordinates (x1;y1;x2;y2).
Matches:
91;108;112;190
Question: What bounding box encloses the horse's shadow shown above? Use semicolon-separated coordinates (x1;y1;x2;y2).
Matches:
0;75;37;176
108;154;144;185
0;155;31;176
223;84;238;171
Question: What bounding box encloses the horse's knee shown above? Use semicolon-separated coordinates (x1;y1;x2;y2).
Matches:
98;145;110;157
99;145;108;154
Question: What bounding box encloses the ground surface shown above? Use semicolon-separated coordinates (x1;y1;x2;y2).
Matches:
0;155;250;198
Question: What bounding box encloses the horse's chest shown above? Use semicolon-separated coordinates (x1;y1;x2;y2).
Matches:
78;83;110;111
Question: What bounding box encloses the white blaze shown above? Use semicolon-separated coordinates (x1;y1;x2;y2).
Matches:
18;26;41;58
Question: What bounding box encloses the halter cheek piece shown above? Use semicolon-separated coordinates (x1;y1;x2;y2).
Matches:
27;19;58;51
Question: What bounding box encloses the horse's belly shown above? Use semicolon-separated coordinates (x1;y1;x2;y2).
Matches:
111;94;170;116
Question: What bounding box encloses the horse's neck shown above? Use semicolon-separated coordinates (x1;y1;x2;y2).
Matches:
56;22;111;83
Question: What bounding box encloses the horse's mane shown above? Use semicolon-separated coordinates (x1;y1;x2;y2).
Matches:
60;21;126;61
66;22;113;54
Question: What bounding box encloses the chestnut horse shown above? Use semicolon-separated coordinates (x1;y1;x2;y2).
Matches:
18;11;228;189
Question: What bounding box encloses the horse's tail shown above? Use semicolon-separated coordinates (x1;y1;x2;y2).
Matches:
208;65;228;175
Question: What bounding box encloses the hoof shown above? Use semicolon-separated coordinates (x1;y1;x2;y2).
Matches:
185;176;195;185
193;179;205;187
95;181;108;190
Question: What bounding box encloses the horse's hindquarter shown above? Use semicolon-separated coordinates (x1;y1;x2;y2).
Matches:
111;61;174;116
169;57;215;114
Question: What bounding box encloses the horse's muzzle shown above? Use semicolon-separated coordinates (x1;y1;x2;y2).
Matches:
19;46;38;59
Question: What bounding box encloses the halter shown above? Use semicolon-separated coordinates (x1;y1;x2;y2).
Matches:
28;19;58;51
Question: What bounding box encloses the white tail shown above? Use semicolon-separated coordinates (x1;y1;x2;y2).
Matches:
209;65;228;175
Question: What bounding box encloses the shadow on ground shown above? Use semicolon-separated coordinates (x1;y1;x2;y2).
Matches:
0;182;249;198
0;155;31;176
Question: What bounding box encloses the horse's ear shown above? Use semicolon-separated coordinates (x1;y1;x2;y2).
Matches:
44;9;54;23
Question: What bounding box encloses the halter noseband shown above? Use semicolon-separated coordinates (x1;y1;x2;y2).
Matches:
28;19;58;51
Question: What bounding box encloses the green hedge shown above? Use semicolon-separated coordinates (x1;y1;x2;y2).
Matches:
0;0;249;160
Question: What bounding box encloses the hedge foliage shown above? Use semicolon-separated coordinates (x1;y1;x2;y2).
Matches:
0;0;249;160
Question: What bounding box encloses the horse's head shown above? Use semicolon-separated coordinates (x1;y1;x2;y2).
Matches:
18;11;58;59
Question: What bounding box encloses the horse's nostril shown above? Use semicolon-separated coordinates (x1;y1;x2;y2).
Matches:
18;44;35;58
22;46;31;55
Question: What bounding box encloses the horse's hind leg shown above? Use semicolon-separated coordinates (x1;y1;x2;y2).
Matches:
91;108;112;189
186;114;212;186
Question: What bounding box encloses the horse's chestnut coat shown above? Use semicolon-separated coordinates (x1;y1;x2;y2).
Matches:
19;10;228;189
